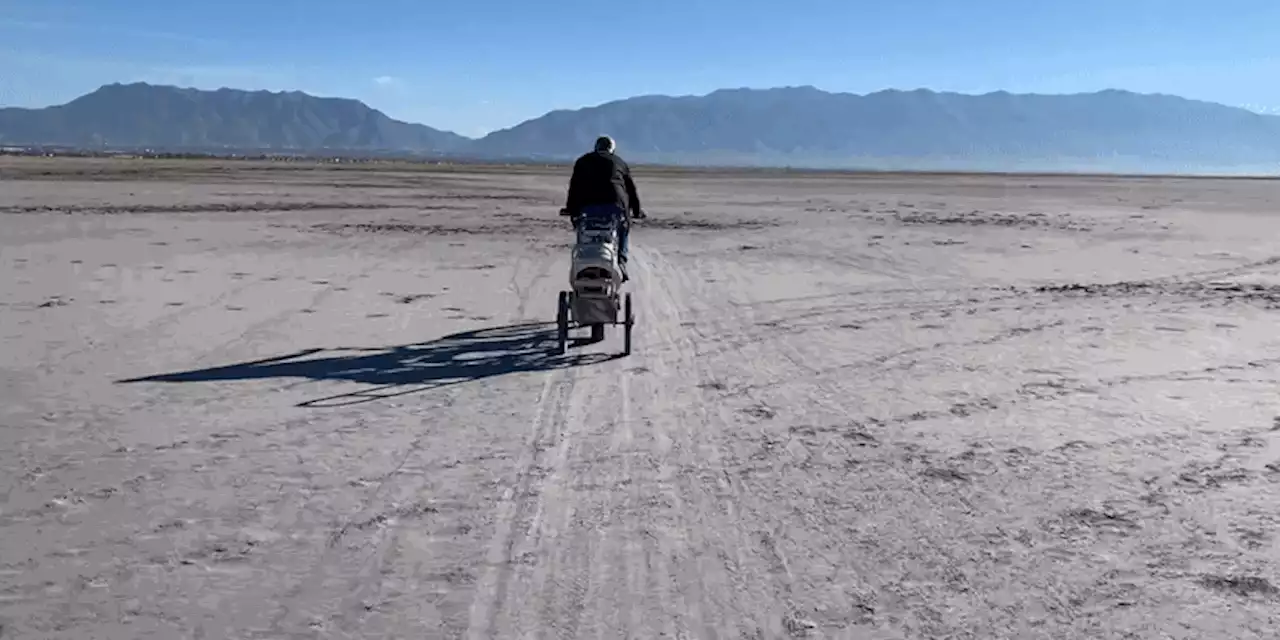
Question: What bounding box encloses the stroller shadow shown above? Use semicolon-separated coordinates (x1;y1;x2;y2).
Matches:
117;322;620;408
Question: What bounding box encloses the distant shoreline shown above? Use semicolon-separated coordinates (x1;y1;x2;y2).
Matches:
1;150;1276;181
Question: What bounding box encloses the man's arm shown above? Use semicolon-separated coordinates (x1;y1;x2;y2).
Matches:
623;167;643;217
563;158;584;214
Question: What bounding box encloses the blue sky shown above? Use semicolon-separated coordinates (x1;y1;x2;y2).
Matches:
2;0;1279;137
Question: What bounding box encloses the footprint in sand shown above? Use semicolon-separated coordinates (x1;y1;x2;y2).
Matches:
922;467;969;482
1197;575;1279;598
741;404;776;420
37;297;72;308
385;293;436;304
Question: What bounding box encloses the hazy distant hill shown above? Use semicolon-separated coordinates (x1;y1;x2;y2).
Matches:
4;83;1280;172
0;82;469;152
472;86;1280;171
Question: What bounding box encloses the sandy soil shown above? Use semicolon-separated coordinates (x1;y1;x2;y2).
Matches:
3;157;1280;639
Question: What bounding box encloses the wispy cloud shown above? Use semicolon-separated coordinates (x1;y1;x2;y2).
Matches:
4;49;287;87
373;75;402;87
1240;103;1280;116
0;18;227;48
0;48;313;107
138;63;296;87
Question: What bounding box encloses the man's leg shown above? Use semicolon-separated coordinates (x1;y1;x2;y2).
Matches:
617;216;630;264
615;208;630;282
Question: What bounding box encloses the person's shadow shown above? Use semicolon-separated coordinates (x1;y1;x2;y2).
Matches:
117;322;619;408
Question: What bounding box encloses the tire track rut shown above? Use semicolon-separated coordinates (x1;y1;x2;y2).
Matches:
465;367;581;639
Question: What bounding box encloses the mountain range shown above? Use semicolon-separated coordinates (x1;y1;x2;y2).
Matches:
3;82;1280;173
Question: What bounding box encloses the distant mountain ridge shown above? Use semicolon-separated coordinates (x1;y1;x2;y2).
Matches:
3;82;1280;172
471;86;1280;171
0;82;469;153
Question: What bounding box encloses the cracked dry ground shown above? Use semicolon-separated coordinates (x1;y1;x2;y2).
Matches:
3;159;1280;639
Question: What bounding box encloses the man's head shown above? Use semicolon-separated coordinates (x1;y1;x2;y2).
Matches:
594;135;616;154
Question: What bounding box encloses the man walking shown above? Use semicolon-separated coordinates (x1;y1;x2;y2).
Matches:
561;135;646;276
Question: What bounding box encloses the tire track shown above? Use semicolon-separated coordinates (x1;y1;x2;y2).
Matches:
481;247;685;638
467;232;623;637
501;246;690;637
627;247;703;637
610;354;650;636
687;296;1039;364
530;368;605;640
728;282;1013;309
484;358;601;638
731;317;1068;396
667;249;825;637
510;248;558;321
465;365;580;639
637;247;802;636
674;253;1076;637
1149;254;1280;285
263;422;437;636
549;257;675;637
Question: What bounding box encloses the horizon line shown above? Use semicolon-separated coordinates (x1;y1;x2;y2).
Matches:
2;80;1272;139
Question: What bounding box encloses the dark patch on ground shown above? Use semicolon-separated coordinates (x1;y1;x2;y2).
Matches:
1197;575;1279;598
742;404;777;419
1033;280;1280;308
642;216;780;232
36;296;72;308
1;201;401;215
346;503;438;534
922;467;969;482
887;209;1095;232
384;293;437;304
309;218;562;237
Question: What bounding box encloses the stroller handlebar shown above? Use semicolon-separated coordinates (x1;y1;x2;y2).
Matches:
560;207;647;220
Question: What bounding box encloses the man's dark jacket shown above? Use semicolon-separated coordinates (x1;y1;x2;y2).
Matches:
564;150;642;216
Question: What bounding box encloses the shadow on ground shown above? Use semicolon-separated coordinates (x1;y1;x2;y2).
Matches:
118;322;618;407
